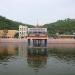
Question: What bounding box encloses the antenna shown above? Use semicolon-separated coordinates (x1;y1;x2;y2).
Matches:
36;18;39;27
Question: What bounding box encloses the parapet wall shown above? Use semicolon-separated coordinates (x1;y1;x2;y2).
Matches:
48;38;75;44
0;38;27;43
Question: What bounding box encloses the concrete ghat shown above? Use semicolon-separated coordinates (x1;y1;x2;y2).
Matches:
0;38;75;44
0;38;27;43
48;38;75;44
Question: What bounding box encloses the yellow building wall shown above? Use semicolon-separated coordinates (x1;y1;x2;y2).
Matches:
0;30;17;38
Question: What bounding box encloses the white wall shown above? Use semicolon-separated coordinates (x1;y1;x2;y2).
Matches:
19;25;28;38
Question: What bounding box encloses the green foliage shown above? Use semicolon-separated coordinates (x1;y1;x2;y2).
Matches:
14;33;19;38
0;16;33;30
43;18;75;36
0;16;75;37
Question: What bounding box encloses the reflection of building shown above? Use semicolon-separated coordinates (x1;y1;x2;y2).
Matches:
27;48;48;72
18;43;27;57
0;43;18;60
0;30;17;38
0;43;28;60
19;25;28;38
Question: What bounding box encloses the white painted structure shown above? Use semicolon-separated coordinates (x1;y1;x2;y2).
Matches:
19;25;47;38
19;25;28;38
28;28;47;36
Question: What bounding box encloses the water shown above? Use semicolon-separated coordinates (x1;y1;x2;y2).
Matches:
0;43;75;75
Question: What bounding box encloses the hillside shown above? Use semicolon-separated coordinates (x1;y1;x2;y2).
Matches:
0;16;33;30
43;18;75;36
0;16;75;37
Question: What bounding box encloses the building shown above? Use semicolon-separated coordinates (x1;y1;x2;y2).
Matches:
19;25;28;38
18;25;48;47
27;27;48;47
19;25;47;38
0;30;17;38
28;28;47;37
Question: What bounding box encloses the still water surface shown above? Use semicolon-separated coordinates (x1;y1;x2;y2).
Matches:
0;43;75;75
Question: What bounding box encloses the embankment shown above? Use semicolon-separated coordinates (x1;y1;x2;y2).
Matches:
0;38;27;43
0;38;75;44
48;38;75;44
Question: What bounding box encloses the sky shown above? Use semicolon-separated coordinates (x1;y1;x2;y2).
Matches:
0;0;75;25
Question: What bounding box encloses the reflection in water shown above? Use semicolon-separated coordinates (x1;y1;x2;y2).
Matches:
0;43;75;63
27;47;48;72
0;43;75;75
48;48;75;63
0;43;18;63
48;44;75;62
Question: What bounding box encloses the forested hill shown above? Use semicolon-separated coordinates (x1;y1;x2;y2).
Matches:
0;16;75;36
0;16;33;30
43;18;75;36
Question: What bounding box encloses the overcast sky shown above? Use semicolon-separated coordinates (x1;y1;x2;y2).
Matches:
0;0;75;25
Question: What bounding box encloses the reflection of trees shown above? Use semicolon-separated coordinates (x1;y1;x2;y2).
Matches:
48;48;75;62
27;48;48;72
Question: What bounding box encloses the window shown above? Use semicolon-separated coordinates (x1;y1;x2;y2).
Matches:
20;32;21;34
19;28;22;31
24;28;26;30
